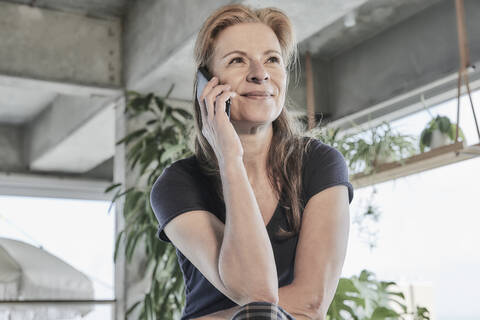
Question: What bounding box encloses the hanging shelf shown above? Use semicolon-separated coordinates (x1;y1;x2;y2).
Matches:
350;141;480;189
350;0;480;189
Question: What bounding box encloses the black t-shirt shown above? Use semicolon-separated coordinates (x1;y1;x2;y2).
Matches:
149;138;354;320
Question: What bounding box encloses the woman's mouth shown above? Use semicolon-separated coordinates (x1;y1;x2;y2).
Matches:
242;95;272;100
240;91;274;99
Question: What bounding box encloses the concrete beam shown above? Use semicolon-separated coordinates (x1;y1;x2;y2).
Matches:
83;157;114;181
0;121;114;180
0;172;111;200
300;0;443;58
0;85;56;124
298;0;480;129
123;0;368;99
0;0;128;20
0;124;26;172
0;2;122;96
329;66;480;136
26;95;116;173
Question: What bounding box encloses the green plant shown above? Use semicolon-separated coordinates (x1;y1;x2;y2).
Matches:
106;89;194;319
305;121;417;176
107;91;429;319
344;121;417;176
327;270;430;320
304;126;355;161
419;115;466;152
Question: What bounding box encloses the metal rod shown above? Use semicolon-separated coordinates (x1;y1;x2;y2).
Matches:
454;0;480;142
454;0;468;143
463;69;480;141
456;68;462;144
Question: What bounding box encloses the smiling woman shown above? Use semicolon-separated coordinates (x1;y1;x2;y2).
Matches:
149;4;354;320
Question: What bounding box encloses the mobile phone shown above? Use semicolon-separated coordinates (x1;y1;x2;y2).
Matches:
196;66;231;119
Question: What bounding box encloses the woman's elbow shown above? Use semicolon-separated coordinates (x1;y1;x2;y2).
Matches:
241;290;279;306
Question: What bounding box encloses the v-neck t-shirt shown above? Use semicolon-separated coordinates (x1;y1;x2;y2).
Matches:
149;138;354;320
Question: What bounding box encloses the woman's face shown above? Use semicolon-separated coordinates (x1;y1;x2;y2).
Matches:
210;23;287;126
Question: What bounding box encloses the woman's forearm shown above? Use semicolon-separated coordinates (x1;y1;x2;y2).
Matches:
193;284;317;320
217;158;278;303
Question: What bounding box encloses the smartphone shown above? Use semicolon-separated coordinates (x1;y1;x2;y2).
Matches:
196;66;231;119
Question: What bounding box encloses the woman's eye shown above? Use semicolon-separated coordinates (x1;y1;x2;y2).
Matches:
267;56;280;63
229;57;243;64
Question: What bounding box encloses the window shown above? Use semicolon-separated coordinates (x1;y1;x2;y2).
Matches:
342;90;480;320
0;196;115;319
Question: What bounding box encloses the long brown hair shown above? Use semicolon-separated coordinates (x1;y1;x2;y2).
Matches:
192;4;314;240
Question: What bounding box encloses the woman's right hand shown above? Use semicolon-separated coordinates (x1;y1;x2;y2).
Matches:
199;76;244;166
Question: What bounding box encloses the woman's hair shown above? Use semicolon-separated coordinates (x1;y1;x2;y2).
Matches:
192;4;314;240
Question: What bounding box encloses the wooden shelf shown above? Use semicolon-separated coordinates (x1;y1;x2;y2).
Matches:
350;141;480;189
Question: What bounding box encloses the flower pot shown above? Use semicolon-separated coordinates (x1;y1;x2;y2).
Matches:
430;128;452;149
375;153;395;166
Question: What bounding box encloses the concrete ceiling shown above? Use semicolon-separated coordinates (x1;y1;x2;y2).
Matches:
0;0;128;19
1;0;477;186
299;0;444;58
0;86;56;124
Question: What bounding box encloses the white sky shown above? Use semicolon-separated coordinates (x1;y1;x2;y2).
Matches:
0;90;479;320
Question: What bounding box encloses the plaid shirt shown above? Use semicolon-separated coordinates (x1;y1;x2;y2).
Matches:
231;302;296;320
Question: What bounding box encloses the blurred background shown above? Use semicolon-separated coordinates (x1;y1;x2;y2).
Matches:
0;0;479;319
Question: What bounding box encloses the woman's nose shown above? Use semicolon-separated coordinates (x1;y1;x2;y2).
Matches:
247;61;269;83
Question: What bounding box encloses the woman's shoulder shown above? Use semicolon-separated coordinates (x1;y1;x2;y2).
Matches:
301;136;339;158
168;154;198;172
300;135;349;179
151;155;202;189
300;136;354;204
160;154;201;175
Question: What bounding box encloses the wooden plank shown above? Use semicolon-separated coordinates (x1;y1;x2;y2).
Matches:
350;142;480;189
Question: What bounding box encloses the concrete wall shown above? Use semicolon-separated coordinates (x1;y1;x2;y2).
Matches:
0;2;121;87
296;0;480;126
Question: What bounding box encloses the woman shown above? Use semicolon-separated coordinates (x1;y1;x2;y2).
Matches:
150;4;354;320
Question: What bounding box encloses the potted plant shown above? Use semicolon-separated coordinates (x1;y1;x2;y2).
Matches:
419;115;466;152
340;121;417;176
